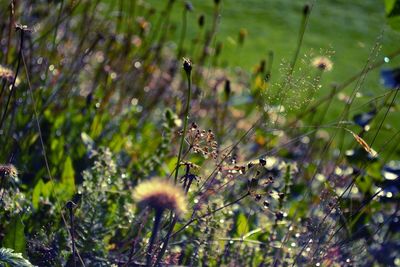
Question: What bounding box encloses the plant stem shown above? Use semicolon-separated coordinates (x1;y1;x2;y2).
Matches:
0;28;23;132
174;61;192;184
66;201;77;267
146;209;163;267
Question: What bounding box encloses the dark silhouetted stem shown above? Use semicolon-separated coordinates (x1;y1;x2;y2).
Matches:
146;209;163;267
174;61;192;184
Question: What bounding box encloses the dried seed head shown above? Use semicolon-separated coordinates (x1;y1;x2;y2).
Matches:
275;211;284;221
311;56;333;72
133;178;187;216
0;164;18;179
183;58;192;74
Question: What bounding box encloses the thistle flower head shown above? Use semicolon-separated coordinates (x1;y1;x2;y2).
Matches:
133;178;187;216
311;56;333;72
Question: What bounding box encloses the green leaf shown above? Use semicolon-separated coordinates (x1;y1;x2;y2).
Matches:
236;213;249;237
384;0;400;31
32;179;44;209
0;248;35;267
388;16;400;31
384;0;397;13
2;216;26;255
60;156;76;200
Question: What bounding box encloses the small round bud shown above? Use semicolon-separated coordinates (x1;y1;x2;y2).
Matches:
198;14;205;28
275;211;284;221
238;28;247;46
66;201;77;210
224;79;231;99
183;58;192;74
303;4;310;16
185;1;194;11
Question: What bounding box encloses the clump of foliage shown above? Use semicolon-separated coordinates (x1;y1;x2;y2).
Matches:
1;0;400;266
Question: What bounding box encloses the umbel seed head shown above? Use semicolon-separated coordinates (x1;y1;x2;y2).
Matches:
133;178;187;216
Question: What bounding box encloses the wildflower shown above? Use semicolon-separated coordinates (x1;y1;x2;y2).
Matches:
0;65;15;83
134;178;187;266
0;164;18;179
311;56;333;72
133;178;187;216
0;65;20;86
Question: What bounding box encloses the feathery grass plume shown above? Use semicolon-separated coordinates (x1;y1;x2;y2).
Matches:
133;178;187;215
345;129;378;157
311;56;333;72
133;178;186;266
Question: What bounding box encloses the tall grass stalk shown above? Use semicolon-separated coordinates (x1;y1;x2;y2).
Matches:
153;59;192;266
174;59;192;184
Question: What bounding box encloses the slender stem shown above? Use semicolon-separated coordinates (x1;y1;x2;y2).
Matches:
67;202;77;267
0;28;23;131
177;8;187;58
171;192;250;239
154;216;178;267
146;209;163;267
174;62;192;184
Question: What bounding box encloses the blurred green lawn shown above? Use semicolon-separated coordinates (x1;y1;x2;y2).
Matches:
146;0;400;73
142;0;400;153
